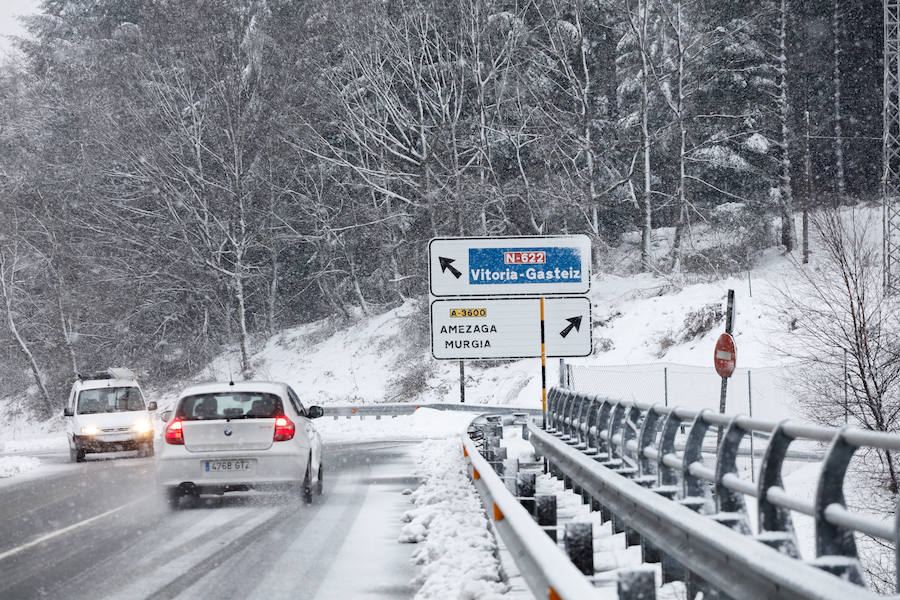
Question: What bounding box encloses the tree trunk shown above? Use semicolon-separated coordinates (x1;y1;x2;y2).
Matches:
233;269;251;375
670;3;687;275
55;273;79;377
268;247;278;336
639;0;652;271
802;110;810;264
0;267;52;413
831;0;846;205
778;0;796;251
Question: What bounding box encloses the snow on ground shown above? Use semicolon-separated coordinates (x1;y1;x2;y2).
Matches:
0;455;40;478
317;408;475;443
400;438;510;599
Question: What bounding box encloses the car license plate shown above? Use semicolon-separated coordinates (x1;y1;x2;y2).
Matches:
205;459;251;472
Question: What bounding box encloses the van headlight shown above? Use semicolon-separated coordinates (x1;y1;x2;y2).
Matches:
81;424;100;436
132;419;153;434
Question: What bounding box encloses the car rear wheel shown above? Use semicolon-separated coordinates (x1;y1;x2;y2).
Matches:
164;486;194;510
302;461;313;505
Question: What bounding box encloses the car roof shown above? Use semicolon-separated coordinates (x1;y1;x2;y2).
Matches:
77;379;140;391
178;381;291;399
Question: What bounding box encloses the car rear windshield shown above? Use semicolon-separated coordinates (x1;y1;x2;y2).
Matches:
176;392;284;421
77;387;145;414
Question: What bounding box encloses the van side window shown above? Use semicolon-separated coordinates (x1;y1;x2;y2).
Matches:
287;388;306;417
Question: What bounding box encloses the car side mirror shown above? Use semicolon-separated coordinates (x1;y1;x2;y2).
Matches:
159;410;172;422
147;401;158;411
63;407;74;417
308;406;324;419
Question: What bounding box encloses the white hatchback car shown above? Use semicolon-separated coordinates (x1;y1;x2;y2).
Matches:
156;381;324;508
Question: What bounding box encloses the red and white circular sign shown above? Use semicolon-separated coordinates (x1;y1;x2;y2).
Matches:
714;333;737;378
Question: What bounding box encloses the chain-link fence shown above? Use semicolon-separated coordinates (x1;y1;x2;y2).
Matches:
566;362;800;423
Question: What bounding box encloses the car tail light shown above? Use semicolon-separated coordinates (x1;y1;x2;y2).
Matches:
165;418;184;445
274;416;295;442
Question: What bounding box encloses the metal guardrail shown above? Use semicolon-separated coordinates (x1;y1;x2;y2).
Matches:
324;403;542;419
462;422;602;600
543;386;900;598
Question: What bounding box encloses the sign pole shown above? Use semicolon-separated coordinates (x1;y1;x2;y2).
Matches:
717;290;736;448
540;297;547;430
459;360;465;403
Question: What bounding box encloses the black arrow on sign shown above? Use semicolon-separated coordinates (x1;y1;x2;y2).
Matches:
439;257;462;279
560;316;582;338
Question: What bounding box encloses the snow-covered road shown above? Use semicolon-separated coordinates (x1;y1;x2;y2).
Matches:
0;441;422;599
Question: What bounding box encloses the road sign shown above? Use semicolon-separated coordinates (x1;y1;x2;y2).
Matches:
429;235;591;297
431;297;591;360
714;333;736;378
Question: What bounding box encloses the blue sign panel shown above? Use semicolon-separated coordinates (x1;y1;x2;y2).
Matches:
468;247;583;285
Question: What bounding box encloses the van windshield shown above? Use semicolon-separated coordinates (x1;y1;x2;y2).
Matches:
77;387;145;414
177;392;283;420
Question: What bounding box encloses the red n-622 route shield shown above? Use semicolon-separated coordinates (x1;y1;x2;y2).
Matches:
714;333;737;378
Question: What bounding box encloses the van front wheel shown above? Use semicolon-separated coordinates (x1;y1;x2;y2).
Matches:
69;443;85;463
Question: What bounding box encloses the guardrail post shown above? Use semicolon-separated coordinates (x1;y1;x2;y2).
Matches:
651;407;690;583
621;405;644;473
517;472;536;515
513;412;530;440
756;421;800;555
714;416;752;534
686;573;719;600
572;393;589;449
561;391;577;441
491;446;508;478
593;401;613;462
547;388;560;432
812;429;866;586
636;406;663;484
895;494;900;594
617;569;657;600
597;402;624;471
564;522;594;575
583;396;600;456
681;410;713;514
535;494;557;543
656;411;683;492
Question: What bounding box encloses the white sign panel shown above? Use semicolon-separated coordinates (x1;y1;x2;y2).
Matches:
429;235;591;297
431;297;592;360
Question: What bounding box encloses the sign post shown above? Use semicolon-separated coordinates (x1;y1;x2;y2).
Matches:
540;298;547;427
715;289;737;447
428;236;592;420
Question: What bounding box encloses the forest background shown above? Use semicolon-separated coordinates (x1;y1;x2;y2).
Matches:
0;0;883;415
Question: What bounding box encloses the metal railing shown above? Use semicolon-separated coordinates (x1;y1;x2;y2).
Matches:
324;403;542;419
462;418;603;600
542;386;900;598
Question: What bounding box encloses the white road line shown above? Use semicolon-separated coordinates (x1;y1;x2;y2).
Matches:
0;500;141;562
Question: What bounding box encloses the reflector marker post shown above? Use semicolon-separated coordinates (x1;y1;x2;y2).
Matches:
540;297;547;429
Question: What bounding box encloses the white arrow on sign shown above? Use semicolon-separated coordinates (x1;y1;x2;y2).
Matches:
430;297;591;360
429;235;591;297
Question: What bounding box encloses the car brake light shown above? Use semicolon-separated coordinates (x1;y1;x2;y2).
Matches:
274;416;295;442
165;418;184;445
